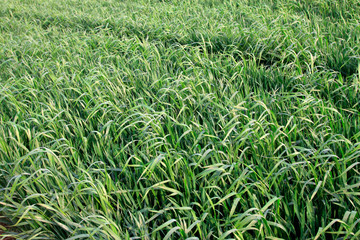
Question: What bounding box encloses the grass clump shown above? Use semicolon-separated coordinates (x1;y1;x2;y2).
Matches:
0;0;360;239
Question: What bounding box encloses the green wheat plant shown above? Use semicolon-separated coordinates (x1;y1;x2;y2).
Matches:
0;0;359;239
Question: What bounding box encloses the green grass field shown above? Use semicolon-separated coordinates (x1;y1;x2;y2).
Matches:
1;0;360;239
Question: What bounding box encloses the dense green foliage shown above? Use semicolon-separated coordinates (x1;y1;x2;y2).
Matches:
1;0;360;239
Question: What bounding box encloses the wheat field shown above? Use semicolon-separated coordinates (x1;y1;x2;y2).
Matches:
0;0;360;239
